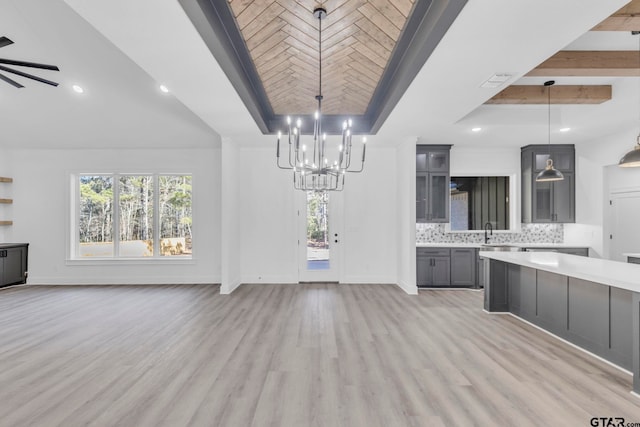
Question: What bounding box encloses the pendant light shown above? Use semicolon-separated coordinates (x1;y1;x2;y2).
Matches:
619;31;640;168
536;80;565;182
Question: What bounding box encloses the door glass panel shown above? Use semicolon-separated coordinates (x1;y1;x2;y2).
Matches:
416;153;427;171
430;174;447;220
428;152;448;172
306;191;329;270
416;175;426;220
535;152;572;171
552;174;573;222
534;182;552;221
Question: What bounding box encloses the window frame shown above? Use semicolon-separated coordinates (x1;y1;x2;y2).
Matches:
68;171;194;263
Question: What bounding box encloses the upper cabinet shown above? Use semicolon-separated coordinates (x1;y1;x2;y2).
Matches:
521;144;575;223
416;145;451;223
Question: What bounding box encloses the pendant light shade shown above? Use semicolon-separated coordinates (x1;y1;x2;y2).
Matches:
536;159;565;181
619;138;640;167
536;80;564;182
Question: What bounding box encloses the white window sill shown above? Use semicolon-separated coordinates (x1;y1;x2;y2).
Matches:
66;257;195;266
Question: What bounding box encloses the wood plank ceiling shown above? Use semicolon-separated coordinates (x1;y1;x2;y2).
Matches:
227;0;416;116
487;0;640;105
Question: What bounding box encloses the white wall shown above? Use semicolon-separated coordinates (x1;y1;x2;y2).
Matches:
221;138;241;293
342;146;398;284
234;140;401;286
396;138;417;294
0;148;8;243
238;146;298;283
4;147;221;284
564;127;638;257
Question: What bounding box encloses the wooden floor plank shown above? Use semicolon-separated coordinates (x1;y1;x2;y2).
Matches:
0;284;639;426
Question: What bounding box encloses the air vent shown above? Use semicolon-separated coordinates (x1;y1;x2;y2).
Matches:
480;73;513;88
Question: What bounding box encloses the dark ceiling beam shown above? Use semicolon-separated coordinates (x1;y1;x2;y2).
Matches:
485;85;612;104
527;51;640;76
365;0;468;134
592;0;640;31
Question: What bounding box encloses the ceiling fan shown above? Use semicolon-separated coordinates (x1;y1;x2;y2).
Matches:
0;36;59;88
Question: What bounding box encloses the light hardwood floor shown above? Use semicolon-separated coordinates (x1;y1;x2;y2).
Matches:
0;283;639;426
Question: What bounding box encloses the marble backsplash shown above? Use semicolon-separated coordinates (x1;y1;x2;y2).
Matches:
416;223;563;244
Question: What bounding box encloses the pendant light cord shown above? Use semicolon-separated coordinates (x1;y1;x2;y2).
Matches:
548;81;551;154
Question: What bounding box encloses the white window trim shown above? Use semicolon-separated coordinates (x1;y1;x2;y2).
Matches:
68;172;194;262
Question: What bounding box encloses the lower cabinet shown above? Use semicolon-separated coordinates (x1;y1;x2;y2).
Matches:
417;247;477;288
417;249;450;287
0;244;28;288
450;249;476;287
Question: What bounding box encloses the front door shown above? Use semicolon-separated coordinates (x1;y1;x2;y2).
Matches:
298;190;341;282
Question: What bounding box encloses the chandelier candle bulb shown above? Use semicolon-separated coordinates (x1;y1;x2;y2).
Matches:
275;6;366;191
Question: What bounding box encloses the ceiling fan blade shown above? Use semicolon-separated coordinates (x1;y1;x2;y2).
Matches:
0;65;58;87
0;37;14;49
0;71;24;88
0;58;59;71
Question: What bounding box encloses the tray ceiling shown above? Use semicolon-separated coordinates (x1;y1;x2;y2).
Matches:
227;0;416;116
180;0;468;134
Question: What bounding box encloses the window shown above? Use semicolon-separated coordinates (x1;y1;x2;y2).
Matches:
450;176;510;231
74;174;192;259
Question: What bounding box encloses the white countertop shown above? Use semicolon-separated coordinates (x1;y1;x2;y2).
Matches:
479;251;640;293
417;242;590;249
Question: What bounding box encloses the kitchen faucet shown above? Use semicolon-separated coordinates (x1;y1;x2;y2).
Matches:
484;222;493;244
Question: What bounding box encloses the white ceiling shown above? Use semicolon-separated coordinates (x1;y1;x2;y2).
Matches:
0;0;634;150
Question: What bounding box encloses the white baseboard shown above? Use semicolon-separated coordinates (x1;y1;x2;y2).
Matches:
395;279;418;295
26;275;220;285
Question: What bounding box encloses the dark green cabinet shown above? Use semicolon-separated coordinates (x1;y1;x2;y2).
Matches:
521;144;575;223
417;248;450;287
416;145;451;223
0;244;28;288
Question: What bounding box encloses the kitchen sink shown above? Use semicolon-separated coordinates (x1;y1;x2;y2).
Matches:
480;244;523;252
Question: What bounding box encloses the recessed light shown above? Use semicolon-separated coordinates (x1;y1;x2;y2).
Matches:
560;127;571;132
159;85;169;93
471;127;482;132
72;85;84;93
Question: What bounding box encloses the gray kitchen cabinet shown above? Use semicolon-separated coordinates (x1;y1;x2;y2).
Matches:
477;252;484;288
417;248;450;287
0;244;28;288
416;145;451;223
417;247;480;288
450;248;476;287
521;144;575;223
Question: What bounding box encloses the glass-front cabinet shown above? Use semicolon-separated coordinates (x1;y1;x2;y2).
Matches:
416;145;451;223
522;144;575;223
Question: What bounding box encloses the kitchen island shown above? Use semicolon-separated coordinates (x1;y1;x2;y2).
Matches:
479;251;640;394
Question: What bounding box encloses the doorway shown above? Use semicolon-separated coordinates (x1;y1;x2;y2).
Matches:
608;190;640;262
298;190;341;282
